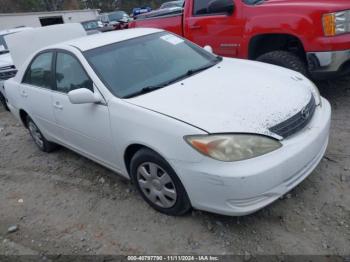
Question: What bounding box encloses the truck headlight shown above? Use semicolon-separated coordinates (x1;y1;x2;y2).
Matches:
323;11;350;36
185;134;282;162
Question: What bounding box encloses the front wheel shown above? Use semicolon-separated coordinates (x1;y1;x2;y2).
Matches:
256;51;308;76
130;148;192;216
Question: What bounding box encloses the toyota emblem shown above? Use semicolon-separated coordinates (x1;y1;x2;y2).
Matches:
301;107;310;120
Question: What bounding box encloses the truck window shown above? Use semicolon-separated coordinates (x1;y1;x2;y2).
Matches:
243;0;265;5
193;0;233;15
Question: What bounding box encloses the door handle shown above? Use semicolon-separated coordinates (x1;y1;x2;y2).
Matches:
21;90;28;98
189;24;201;29
54;102;63;110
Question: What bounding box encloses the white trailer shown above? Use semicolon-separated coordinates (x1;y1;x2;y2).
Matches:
0;9;99;30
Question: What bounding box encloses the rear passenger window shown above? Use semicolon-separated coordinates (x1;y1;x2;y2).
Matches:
55;52;93;93
23;52;53;88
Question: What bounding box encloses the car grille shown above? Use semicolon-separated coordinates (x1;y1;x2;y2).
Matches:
0;69;17;80
269;95;316;138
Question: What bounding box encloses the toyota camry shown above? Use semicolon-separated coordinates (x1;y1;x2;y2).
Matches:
4;27;331;216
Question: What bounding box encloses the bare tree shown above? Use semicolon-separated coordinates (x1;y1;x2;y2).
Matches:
42;0;65;11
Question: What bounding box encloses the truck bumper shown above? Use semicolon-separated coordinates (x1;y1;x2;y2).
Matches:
307;49;350;79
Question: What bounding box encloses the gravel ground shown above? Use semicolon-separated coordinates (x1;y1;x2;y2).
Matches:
0;78;349;256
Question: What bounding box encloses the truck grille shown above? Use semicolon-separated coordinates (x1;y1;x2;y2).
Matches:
0;69;17;80
269;95;316;138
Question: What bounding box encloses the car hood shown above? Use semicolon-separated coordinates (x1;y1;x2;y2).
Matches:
0;52;13;68
126;58;313;139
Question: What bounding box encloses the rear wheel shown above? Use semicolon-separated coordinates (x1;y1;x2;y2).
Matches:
130;148;191;216
0;92;9;111
257;50;308;76
27;116;57;152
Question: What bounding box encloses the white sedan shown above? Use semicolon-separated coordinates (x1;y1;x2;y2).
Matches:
5;28;331;216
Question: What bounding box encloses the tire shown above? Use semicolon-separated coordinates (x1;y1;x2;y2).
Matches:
130;148;191;216
26;116;57;153
257;50;308;76
0;92;9;111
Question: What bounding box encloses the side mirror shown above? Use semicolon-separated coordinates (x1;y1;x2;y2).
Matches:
204;45;213;54
207;0;235;15
68;88;102;104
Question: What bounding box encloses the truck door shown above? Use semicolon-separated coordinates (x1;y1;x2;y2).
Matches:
184;0;244;58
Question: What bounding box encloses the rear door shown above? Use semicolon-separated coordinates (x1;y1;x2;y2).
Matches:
184;0;244;57
20;51;61;141
51;51;116;167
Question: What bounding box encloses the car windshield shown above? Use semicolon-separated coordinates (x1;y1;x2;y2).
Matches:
108;11;127;21
82;21;99;30
84;32;220;98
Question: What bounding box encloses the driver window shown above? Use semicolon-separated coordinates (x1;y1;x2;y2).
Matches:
55;52;93;93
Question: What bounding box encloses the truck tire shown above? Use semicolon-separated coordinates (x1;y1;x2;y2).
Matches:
257;51;308;76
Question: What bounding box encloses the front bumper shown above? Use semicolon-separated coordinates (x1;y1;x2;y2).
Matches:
170;98;331;216
307;49;350;78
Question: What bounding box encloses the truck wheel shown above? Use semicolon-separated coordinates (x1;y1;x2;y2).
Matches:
0;92;9;111
257;51;308;76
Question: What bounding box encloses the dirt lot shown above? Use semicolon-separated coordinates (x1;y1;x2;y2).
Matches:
0;78;349;257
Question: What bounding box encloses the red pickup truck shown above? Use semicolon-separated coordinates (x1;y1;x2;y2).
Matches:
130;0;350;79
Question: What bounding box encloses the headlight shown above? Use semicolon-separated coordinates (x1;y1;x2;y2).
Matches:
185;134;282;162
323;10;350;36
309;81;322;107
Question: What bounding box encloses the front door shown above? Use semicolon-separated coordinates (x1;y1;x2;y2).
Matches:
184;0;244;57
51;51;117;167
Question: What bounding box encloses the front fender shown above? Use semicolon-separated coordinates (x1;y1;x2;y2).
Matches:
108;99;207;176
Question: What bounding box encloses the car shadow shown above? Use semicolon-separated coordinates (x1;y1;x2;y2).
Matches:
316;76;350;101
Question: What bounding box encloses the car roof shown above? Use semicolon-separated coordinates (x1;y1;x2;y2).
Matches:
55;28;163;52
0;27;32;36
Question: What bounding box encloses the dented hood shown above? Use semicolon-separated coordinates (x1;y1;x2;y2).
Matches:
127;58;313;138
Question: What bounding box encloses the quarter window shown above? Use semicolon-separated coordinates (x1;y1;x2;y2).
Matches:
23;52;53;88
55;52;93;93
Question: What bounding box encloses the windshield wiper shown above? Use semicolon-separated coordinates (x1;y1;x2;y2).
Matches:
186;59;220;76
123;85;166;98
123;59;221;99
